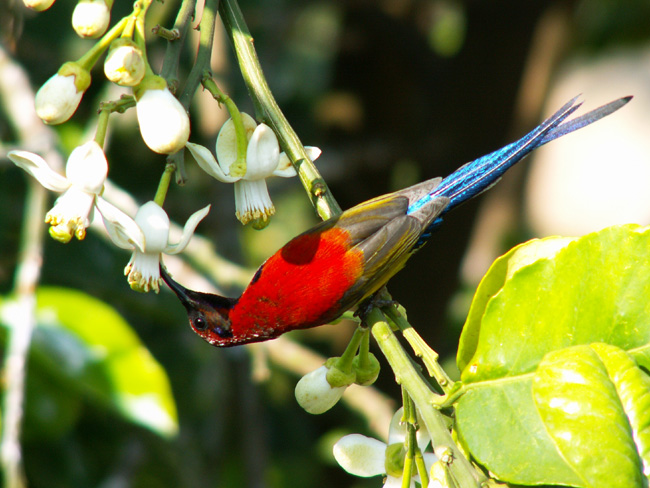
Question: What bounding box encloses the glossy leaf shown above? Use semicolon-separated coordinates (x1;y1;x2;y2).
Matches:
3;287;178;437
454;225;650;486
533;344;648;487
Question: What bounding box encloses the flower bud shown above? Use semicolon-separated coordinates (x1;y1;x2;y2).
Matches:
325;357;357;388
295;365;347;414
384;443;406;477
72;0;111;38
104;38;145;87
352;352;380;386
23;0;56;11
135;76;190;154
35;62;91;125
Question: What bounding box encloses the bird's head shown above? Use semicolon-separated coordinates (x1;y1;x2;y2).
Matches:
160;266;239;347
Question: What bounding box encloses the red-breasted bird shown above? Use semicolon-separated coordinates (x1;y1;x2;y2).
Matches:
162;96;631;347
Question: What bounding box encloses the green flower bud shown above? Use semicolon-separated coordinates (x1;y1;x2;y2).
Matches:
352;352;380;386
325;357;356;388
384;442;405;478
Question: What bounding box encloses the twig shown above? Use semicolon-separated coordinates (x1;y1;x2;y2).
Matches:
367;308;482;488
218;0;341;219
0;44;51;488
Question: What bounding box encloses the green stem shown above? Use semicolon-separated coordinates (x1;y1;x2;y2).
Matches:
134;0;155;77
178;0;218;108
160;0;195;87
202;76;248;177
154;163;176;206
403;390;429;488
335;326;365;373
218;0;341;220
152;25;181;41
358;326;371;369
77;15;129;70
384;304;455;394
368;308;481;488
95;106;111;147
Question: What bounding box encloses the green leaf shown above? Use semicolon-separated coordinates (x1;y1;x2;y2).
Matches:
453;225;650;486
20;287;177;437
455;378;584;486
532;344;648;488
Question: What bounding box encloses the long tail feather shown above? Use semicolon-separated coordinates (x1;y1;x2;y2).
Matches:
539;96;632;145
411;95;630;244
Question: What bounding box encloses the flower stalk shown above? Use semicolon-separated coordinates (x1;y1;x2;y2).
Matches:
367;307;482;488
383;302;456;394
218;0;341;220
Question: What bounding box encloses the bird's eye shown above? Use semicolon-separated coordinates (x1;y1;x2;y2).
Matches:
193;315;208;331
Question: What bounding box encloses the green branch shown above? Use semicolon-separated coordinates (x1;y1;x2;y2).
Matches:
367;307;482;488
218;0;341;220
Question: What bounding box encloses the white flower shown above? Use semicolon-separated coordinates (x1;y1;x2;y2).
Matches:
186;112;321;225
105;201;210;293
135;77;190;154
104;38;145;87
333;408;437;488
295;365;348;414
35;62;91;125
23;0;56;11
72;0;111;38
8;142;108;243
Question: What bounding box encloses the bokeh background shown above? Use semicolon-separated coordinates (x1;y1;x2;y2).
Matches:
1;0;650;486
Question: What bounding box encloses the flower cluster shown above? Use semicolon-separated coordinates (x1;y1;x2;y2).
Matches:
295;345;380;414
8;143;208;293
27;1;189;156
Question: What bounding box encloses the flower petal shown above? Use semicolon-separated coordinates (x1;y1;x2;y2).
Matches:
383;475;410;488
8;150;70;192
96;197;145;252
186;142;240;183
124;250;162;293
165;204;210;254
215;112;258;176
244;123;280;180
333;434;387;477
274;146;321;177
45;187;95;242
233;179;275;225
273;153;298;178
387;408;407;445
134;201;171;253
65;141;108;194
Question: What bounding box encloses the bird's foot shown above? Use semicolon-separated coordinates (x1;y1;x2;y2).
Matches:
355;288;397;325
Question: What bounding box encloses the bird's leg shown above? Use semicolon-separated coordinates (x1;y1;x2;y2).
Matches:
354;287;397;325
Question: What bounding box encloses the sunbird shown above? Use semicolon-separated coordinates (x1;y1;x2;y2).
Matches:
162;95;630;347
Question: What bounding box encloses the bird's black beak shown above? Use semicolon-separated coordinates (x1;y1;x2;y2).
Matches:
159;264;198;309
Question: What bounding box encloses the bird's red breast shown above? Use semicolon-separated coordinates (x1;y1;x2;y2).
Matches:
229;226;365;340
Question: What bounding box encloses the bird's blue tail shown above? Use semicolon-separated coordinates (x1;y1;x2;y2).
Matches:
407;95;631;246
408;96;630;232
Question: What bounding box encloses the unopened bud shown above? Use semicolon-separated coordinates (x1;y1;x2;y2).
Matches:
135;76;190;154
104;38;145;86
35;62;91;125
72;0;111;38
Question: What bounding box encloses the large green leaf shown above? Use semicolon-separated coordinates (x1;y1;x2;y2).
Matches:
2;287;178;437
454;225;650;486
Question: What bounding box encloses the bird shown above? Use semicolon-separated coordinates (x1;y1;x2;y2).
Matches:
161;95;631;347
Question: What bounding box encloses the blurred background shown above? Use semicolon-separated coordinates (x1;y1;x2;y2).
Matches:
1;0;650;486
